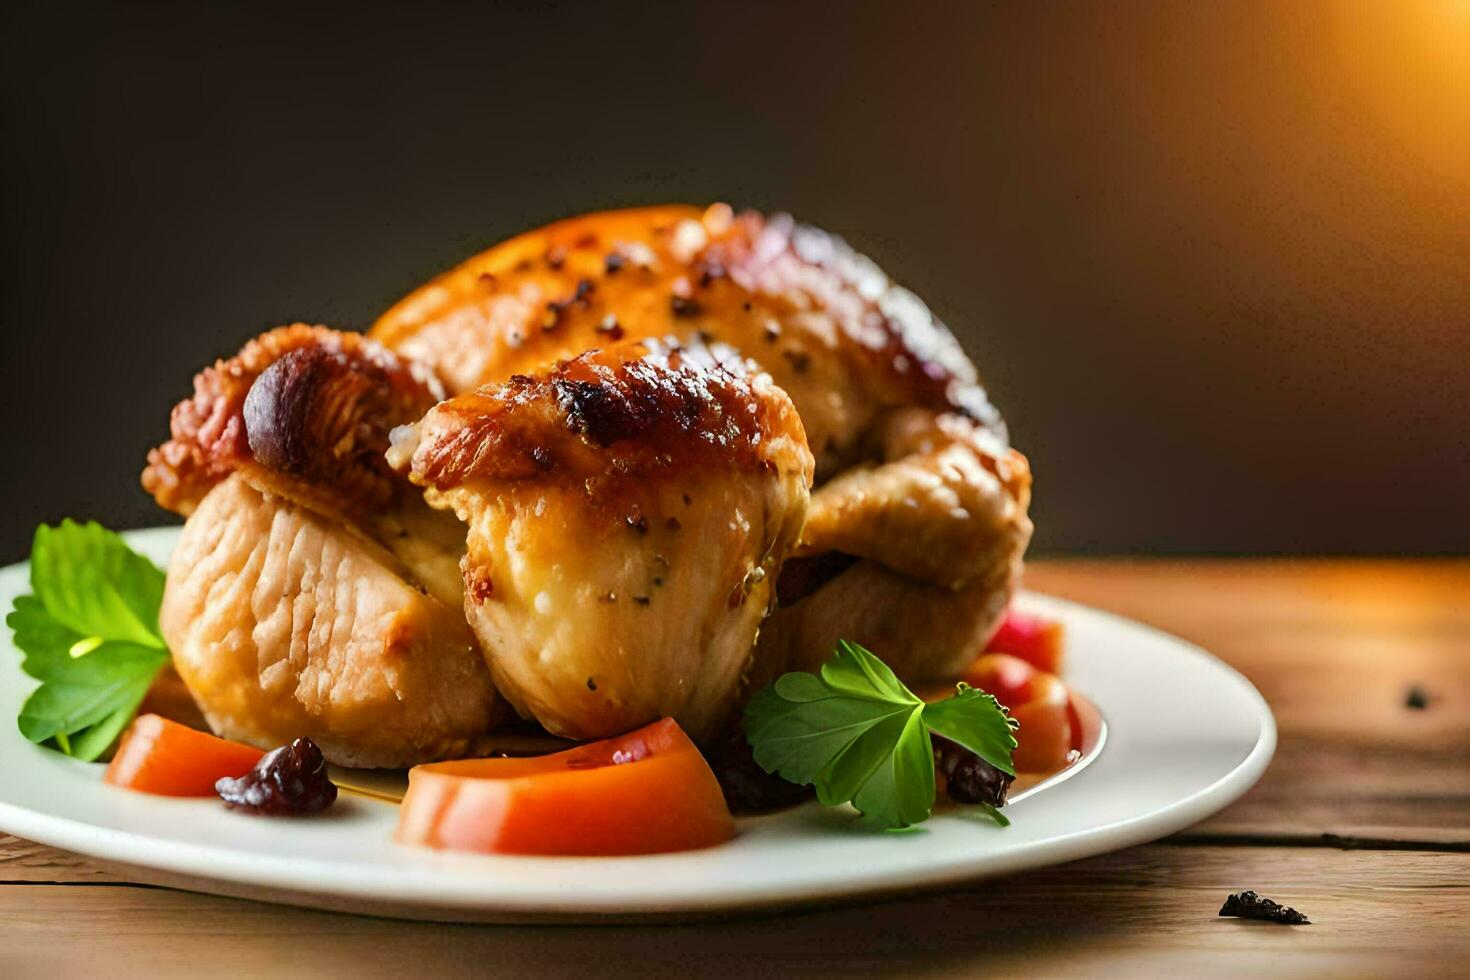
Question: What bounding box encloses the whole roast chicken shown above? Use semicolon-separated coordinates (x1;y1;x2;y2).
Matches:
140;204;1030;765
372;205;1033;686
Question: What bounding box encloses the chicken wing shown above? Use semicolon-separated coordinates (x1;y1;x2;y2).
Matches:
393;340;813;741
143;325;503;766
797;408;1031;590
371;206;1032;685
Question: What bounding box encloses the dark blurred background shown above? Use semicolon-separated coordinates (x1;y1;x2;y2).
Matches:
3;1;1467;563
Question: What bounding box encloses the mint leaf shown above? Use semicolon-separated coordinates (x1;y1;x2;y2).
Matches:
8;594;83;679
65;697;152;761
30;520;165;649
923;683;1020;777
7;522;171;761
744;639;1018;830
15;641;167;739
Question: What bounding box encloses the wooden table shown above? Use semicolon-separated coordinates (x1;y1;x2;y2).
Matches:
3;561;1466;977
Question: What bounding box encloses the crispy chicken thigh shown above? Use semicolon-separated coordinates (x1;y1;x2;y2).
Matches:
143;326;502;766
392;341;813;741
372;205;1032;686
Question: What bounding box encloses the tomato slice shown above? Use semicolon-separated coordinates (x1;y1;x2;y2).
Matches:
986;608;1066;674
962;652;1037;710
1067;697;1086;755
1008;690;1073;774
104;713;265;796
963;654;1075;774
396;718;735;856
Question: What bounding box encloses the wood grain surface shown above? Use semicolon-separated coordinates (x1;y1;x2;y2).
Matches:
3;560;1467;978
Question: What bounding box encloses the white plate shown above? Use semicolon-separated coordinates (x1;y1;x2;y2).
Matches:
0;528;1273;923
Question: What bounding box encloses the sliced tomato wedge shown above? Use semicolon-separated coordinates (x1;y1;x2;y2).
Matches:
961;652;1037;710
986;608;1066;674
964;654;1075;774
104;713;265;796
396;718;734;856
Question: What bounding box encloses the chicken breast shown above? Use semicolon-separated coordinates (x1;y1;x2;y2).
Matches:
371;205;1032;686
394;341;813;741
161;474;496;767
144;325;502;766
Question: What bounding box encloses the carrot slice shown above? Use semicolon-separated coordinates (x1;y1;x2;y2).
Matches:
104;713;265;797
397;718;734;856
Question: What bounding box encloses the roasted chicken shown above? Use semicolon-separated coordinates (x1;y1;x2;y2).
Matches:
372;205;1033;685
390;340;813;741
140;204;1031;766
143;326;503;767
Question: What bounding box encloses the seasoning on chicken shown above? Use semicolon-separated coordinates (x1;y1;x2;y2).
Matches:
371;205;1032;687
392;340;814;741
142;325;503;767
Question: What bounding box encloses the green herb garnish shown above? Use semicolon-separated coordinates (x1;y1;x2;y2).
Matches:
6;521;171;760
743;639;1018;829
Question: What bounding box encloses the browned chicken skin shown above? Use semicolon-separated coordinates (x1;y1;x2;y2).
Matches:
799;409;1029;590
141;205;1030;764
372;205;1033;687
373;205;996;478
393;341;813;741
143;325;503;767
144;325;442;521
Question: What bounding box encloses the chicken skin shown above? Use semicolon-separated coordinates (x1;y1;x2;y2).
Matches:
372;205;993;479
143;325;502;767
392;341;813;741
371;205;1032;686
756;407;1031;683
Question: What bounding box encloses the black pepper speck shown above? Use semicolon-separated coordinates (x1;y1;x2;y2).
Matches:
1219;891;1311;925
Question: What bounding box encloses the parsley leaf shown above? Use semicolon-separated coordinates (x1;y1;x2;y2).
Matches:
923;684;1019;777
743;639;1019;830
6;521;171;761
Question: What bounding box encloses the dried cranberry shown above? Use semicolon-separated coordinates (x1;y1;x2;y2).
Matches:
705;728;812;813
934;736;1013;808
216;737;337;815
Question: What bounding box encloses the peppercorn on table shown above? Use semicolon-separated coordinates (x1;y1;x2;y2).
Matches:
2;560;1466;978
